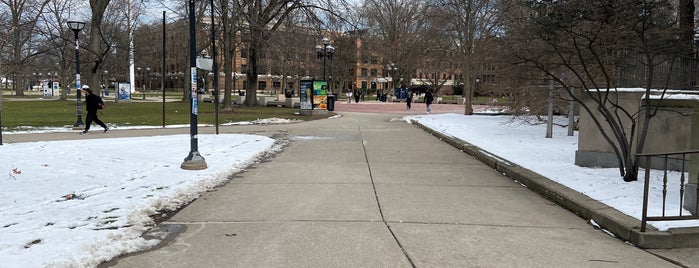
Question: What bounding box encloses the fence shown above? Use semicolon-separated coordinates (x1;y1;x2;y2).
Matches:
638;150;699;232
618;51;699;89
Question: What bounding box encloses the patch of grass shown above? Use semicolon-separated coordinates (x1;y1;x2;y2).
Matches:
0;100;333;129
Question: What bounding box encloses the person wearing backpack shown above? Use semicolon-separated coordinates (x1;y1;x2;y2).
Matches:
81;85;109;134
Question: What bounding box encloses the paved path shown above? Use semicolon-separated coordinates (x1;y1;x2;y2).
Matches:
3;100;692;267
333;99;468;115
91;106;679;267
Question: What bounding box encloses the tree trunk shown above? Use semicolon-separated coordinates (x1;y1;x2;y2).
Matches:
222;0;233;110
463;85;474;115
244;31;260;107
85;0;110;90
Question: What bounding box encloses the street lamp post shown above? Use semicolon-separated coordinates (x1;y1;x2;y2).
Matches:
387;63;398;100
138;67;150;99
181;0;207;170
102;70;109;94
137;67;142;95
388;63;398;89
101;70;108;96
145;67;150;98
67;17;85;128
47;72;54;96
198;50;209;94
315;37;335;91
32;73;38;90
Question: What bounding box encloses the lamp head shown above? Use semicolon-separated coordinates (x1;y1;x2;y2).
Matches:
66;17;85;31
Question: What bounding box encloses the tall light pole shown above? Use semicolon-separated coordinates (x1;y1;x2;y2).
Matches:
47;72;54;96
137;67;150;99
210;0;220;135
102;70;108;96
181;0;207;170
315;37;335;92
32;73;38;89
387;63;398;100
67;18;85;128
145;67;150;99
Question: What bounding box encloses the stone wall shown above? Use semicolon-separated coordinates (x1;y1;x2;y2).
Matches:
575;89;697;169
574;88;699;213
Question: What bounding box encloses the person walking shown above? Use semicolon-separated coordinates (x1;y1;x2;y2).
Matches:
406;89;413;110
81;85;109;134
425;89;434;113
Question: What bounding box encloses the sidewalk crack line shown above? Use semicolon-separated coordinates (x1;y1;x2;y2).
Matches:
359;125;417;268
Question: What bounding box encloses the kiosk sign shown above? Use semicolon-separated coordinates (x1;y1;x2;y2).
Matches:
300;80;328;110
300;80;313;110
312;81;328;110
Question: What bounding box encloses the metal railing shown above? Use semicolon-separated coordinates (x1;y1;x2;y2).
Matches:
638;150;699;232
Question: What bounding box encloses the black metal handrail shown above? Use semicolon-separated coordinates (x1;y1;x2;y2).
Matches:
638;149;699;232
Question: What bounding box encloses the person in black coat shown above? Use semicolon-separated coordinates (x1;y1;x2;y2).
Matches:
425;89;434;113
82;86;109;134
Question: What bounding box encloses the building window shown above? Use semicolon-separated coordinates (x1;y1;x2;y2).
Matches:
370;69;377;77
361;81;368;88
258;81;266;90
361;68;368;77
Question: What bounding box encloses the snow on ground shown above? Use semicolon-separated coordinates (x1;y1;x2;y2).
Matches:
406;113;699;232
1;114;698;267
0;133;277;267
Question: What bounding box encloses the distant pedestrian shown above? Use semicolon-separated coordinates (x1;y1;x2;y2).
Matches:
425;90;434;113
346;90;352;104
81;85;109;134
354;89;360;103
406;89;413;110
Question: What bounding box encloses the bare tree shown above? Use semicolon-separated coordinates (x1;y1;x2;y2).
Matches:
412;41;458;95
361;0;433;87
220;0;237;110
434;0;505;114
507;0;682;182
36;0;82;100
0;6;10;88
234;0;355;106
1;0;51;95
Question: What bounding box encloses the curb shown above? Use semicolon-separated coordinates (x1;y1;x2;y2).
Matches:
411;119;699;249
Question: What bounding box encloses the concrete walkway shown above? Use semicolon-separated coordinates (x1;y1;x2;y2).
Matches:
91;111;681;267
